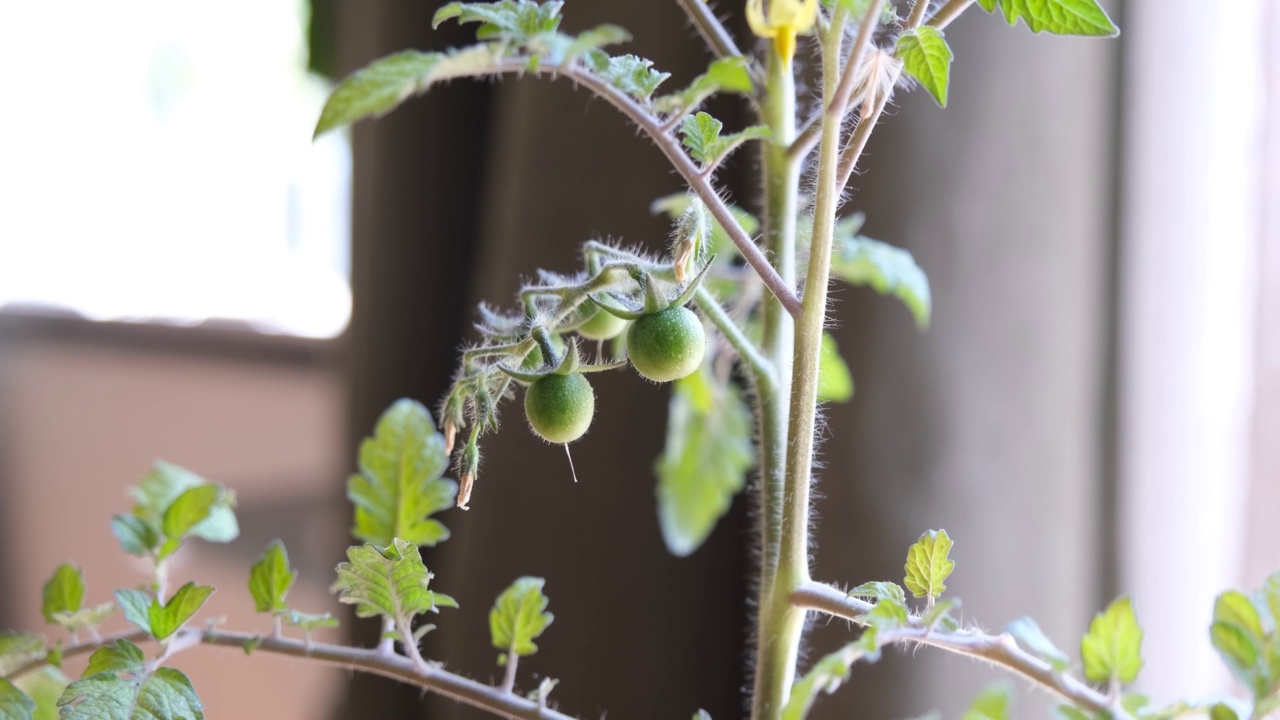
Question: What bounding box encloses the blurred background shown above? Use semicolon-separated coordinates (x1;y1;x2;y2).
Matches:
0;0;1275;718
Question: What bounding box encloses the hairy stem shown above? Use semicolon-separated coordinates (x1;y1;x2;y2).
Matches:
695;285;777;388
750;42;801;720
792;582;1132;719
501;647;520;694
927;0;977;29
675;0;747;61
6;629;575;720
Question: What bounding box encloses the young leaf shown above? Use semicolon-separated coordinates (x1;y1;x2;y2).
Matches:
334;539;457;622
848;581;906;606
903;529;955;601
0;678;34;720
113;590;152;636
817;334;855;403
896;27;953;107
679;112;771;168
14;667;67;720
490;577;554;661
651;194;759;261
782;642;870;720
148;583;214;641
110;516;158;558
921;597;961;631
962;682;1014;720
58;662;203;720
1005;616;1070;671
315;45;505;138
249;541;297;614
129;461;238;547
831;232;931;329
432;0;563;40
583;53;670;102
49;605;115;637
284;610;339;633
655;56;755;114
1080;596;1144;684
83;640;146;676
348;399;458;548
693;712;713;720
40;565;84;625
980;0;1118;36
159;484;224;557
0;633;46;675
655;364;754;556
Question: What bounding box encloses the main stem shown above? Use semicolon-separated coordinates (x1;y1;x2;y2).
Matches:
750;44;802;720
751;11;851;719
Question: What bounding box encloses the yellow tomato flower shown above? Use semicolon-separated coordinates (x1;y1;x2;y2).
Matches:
746;0;819;64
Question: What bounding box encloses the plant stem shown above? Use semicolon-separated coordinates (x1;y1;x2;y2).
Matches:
695;285;777;388
749;32;804;718
791;582;1133;719
501;647;520;694
675;0;747;61
927;0;977;29
6;629;575;720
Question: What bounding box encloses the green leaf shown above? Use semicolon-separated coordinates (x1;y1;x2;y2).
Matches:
679;112;770;168
897;27;953;107
831;230;931;329
315;45;505;138
0;678;34;720
1053;706;1094;720
334;539;457;622
817;334;855;403
655;56;754;113
693;712;713;720
984;0;1118;36
58;665;203;720
14;667;67;720
83;640;146;676
782;643;869;720
113;590;152;637
49;604;115;636
148;583;214;641
432;1;563;40
921;597;961;631
962;681;1015;720
490;577;554;660
0;633;46;675
1006;616;1070;671
284;610;339;633
1259;571;1280;628
848;581;906;605
159;485;226;557
1081;596;1144;684
1210;703;1239;720
129;461;238;547
40;565;84;625
110;516;158;557
1216;590;1266;640
655;364;754;556
903;529;955;601
348;399;458;548
583;53;670;102
1209;621;1264;696
249;541;297;614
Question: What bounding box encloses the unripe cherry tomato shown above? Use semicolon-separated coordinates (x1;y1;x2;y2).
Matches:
577;309;628;341
524;372;595;444
626;305;705;383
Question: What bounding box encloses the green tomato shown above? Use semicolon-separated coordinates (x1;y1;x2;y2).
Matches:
577;308;628;341
524;372;595;444
626;305;706;383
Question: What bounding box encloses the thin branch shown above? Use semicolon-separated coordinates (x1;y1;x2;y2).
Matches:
7;629;576;720
501;648;520;694
906;0;932;30
674;0;747;61
541;62;802;317
927;0;977;30
792;582;1131;719
835;72;896;190
694;285;777;390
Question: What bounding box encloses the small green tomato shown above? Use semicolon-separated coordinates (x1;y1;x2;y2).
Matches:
576;308;628;341
626;305;706;383
524;372;595;444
